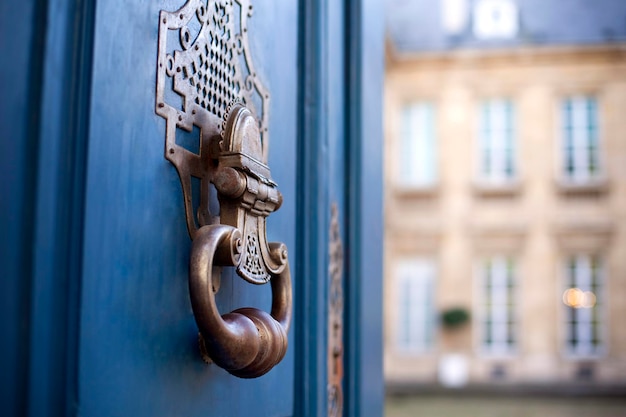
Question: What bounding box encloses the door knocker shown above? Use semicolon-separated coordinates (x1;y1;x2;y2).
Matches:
155;0;291;378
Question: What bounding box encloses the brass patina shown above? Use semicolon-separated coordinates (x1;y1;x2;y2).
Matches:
156;0;290;378
156;0;270;239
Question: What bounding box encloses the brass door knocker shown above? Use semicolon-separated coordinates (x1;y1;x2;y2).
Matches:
155;0;291;378
189;104;291;378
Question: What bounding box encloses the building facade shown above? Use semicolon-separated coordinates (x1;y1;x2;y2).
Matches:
384;0;626;387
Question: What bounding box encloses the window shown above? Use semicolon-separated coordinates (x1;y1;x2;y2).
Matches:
396;259;436;353
398;102;437;188
562;255;605;357
442;0;469;35
478;99;516;183
473;0;518;39
479;256;516;355
561;96;601;183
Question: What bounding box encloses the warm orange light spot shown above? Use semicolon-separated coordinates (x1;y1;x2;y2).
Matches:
562;288;596;308
563;288;583;307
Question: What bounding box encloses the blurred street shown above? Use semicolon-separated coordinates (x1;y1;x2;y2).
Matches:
386;395;626;417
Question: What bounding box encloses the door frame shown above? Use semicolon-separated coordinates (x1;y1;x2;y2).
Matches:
295;1;384;416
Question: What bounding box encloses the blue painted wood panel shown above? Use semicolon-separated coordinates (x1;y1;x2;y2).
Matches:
1;1;94;415
0;2;41;415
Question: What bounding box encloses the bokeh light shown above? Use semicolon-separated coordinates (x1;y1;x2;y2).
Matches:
562;288;597;309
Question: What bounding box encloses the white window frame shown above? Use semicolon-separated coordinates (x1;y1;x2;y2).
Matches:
561;254;607;359
397;102;437;189
560;96;602;184
476;256;518;357
395;258;436;354
477;99;516;184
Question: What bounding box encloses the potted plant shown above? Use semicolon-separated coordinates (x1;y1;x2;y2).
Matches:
440;307;470;330
438;306;471;387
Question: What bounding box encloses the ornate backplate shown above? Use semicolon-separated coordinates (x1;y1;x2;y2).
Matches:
155;0;270;239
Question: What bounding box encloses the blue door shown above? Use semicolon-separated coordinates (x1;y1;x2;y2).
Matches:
1;1;383;416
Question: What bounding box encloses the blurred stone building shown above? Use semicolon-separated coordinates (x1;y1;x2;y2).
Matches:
384;0;626;388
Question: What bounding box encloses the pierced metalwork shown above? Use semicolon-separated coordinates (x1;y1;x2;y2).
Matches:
156;1;290;379
328;203;344;416
156;0;270;239
212;102;283;285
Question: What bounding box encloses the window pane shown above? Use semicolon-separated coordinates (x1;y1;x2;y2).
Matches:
562;96;600;181
399;103;437;187
481;256;516;355
479;99;516;182
504;100;515;175
396;259;436;353
564;255;604;356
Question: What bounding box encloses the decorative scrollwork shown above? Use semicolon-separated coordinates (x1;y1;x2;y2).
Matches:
241;229;269;282
156;0;270;239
